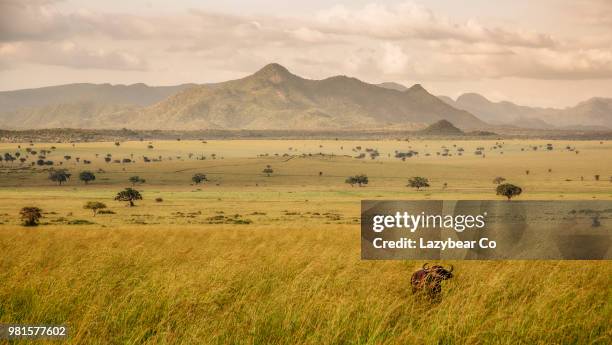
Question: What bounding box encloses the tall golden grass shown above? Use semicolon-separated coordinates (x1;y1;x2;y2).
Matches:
1;225;610;344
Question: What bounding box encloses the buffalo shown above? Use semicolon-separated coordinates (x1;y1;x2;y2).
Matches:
411;263;454;299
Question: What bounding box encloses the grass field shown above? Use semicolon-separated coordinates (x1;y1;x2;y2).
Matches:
1;139;611;344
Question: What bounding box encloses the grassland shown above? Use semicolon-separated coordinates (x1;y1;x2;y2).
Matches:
1;139;611;344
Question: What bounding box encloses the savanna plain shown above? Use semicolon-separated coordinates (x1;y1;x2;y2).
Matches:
0;139;611;344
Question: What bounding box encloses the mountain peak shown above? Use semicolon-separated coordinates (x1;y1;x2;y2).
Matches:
406;83;429;94
419;119;464;135
254;62;293;83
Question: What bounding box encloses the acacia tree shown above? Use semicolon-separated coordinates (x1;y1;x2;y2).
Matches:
345;174;369;187
84;201;107;216
20;206;42;226
408;176;430;190
115;188;142;207
263;165;274;177
49;169;71;185
496;183;523;200
192;173;207;185
79;171;96;184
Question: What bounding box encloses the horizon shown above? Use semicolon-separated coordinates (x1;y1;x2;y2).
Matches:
1;1;612;108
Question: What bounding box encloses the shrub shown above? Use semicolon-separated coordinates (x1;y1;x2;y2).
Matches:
20;207;43;226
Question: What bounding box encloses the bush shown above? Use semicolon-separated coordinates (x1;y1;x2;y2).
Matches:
20;207;42;226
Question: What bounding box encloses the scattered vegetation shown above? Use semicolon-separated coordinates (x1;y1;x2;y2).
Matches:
192;173;207;185
496;183;523;200
263;165;274;177
129;176;146;186
345;174;368;187
115;188;143;207
407;176;430;190
79;171;96;184
48;169;71;185
83;201;107;216
19;206;42;226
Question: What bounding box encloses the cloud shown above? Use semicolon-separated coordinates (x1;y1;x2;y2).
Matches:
0;0;611;84
0;41;147;70
314;2;557;48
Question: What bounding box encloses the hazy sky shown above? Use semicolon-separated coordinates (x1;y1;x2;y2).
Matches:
1;0;611;107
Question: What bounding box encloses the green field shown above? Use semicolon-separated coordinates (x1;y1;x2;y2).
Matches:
1;139;611;344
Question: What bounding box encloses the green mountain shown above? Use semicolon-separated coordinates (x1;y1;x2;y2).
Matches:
123;63;486;130
0;63;487;130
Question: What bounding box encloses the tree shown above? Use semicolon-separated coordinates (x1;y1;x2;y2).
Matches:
49;169;71;185
493;176;506;185
408;176;430;190
496;183;523;200
192;173;207;184
84;201;107;216
115;188;142;207
4;153;15;164
129;176;146;186
79;171;96;184
20;206;42;226
263;165;274;177
345;174;369;187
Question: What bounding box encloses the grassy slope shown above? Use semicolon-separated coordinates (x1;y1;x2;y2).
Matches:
0;139;611;344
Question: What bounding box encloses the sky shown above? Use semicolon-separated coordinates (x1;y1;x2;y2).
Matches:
1;0;611;107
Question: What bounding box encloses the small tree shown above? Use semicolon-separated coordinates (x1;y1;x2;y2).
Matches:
84;201;107;216
129;176;146;186
345;174;368;187
408;176;430;190
496;183;523;201
115;188;142;207
263;165;274;177
192;173;207;185
493;176;506;185
49;169;71;185
20;206;42;226
79;171;96;184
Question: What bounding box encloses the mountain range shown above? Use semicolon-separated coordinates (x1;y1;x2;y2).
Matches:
0;63;609;130
436;93;612;130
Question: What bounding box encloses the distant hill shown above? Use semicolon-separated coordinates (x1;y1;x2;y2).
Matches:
1;102;135;129
439;93;612;129
0;83;195;129
418;119;464;135
0;83;195;112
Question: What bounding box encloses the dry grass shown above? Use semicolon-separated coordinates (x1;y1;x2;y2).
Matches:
0;139;611;344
